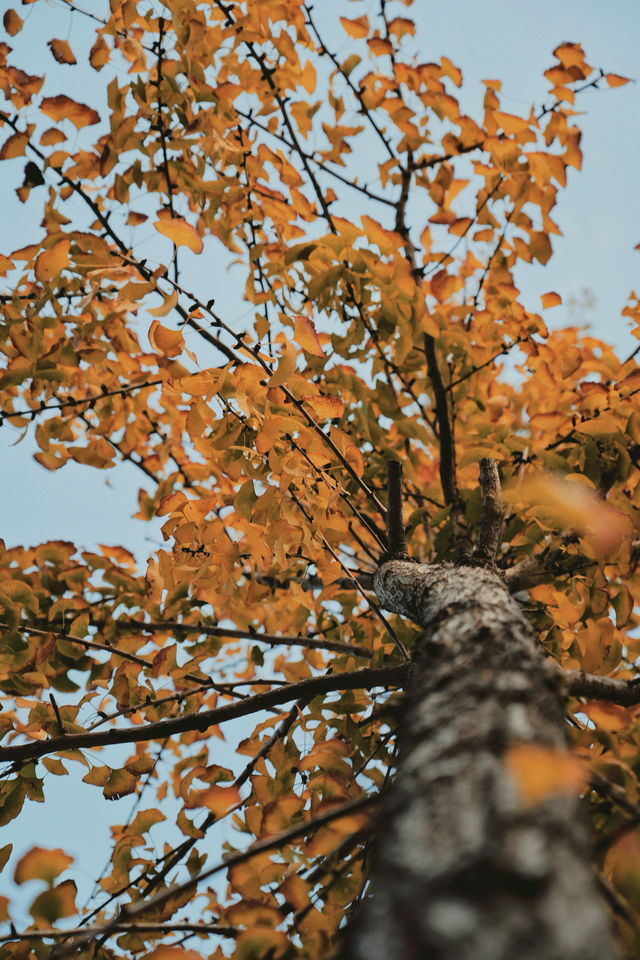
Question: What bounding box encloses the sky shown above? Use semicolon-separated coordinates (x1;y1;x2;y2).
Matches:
0;0;639;929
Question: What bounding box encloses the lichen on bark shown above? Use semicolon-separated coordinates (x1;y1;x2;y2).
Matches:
348;559;616;960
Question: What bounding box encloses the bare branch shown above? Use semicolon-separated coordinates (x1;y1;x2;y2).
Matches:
0;664;409;765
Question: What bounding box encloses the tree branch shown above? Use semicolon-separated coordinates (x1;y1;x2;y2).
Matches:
472;458;504;566
0;664;409;765
85;617;373;659
423;334;456;506
385;461;409;560
561;669;640;707
2;921;238;944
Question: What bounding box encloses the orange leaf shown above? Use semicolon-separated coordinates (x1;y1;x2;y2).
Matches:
148;319;185;357
126;211;148;226
14;847;73;885
201;784;241;817
583;701;633;733
89;35;110;71
553;42;587;69
387;17;416;41
3;10;23;36
294;315;324;357
34;239;70;282
40;128;66;147
48;39;77;65
605;73;631;88
339;15;369;38
367;37;393;57
506;472;630;557
40;95;100;129
541;291;562;309
0;132;29;161
148;948;204;960
505;743;586;807
441;56;462;87
154;218;203;253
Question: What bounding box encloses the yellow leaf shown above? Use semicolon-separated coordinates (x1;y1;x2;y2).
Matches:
301;59;316;95
493;110;529;135
607;832;640;910
103;767;137;800
48;39;77;65
361;214;400;256
268;341;297;388
34;239;70;282
294;315;324;356
14;847;73;885
345;443;364;477
148;290;178;317
176;372;217;396
235;930;289;960
281;873;310;911
303;394;344;420
261;796;305;836
441;56;462;87
339;15;369;38
154;218;203;253
149;319;185;357
40;95;100;129
505;743;586;807
541;291;562;309
29;880;76;924
157;491;188;516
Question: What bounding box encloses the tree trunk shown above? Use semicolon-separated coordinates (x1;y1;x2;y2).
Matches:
349;559;616;960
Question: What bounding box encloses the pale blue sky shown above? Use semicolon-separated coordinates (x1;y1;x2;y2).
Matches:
1;0;638;929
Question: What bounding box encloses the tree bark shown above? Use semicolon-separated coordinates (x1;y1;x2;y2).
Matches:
348;559;616;960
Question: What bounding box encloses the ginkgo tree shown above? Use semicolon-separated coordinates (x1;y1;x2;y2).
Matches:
0;1;639;959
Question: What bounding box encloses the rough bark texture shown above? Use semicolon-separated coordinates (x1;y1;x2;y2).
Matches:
349;559;616;960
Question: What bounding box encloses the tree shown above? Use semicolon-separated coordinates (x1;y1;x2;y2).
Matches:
0;2;638;958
